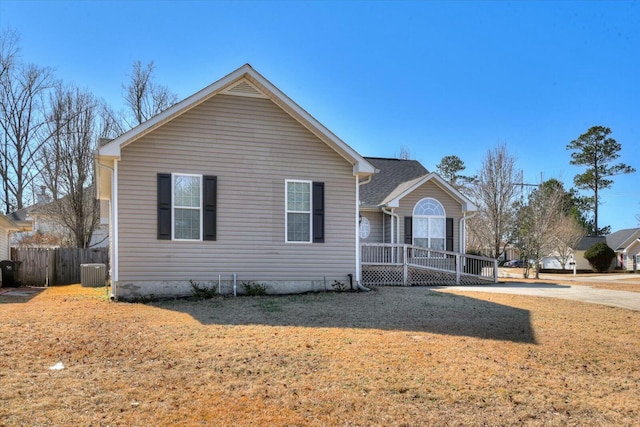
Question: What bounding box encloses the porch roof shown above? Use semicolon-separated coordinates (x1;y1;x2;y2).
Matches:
359;157;427;207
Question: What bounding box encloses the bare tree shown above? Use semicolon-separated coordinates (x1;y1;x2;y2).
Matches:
0;29;54;212
550;214;586;269
98;102;126;139
397;145;412;160
467;144;519;259
123;60;177;127
0;28;19;80
37;85;101;248
517;182;569;278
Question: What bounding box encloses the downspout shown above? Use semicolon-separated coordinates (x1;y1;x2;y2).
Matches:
382;207;400;245
459;210;476;254
382;206;400;244
458;210;477;283
356;175;373;292
98;160;117;301
382;206;400;266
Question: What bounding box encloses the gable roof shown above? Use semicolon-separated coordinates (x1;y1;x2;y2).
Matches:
7;207;30;223
359;157;428;206
359;157;477;212
97;64;375;177
381;172;477;211
606;228;640;251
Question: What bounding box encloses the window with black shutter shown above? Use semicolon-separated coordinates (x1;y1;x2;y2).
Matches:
203;176;217;241
404;216;412;244
312;182;324;243
157;173;217;241
446;217;454;251
157;173;172;240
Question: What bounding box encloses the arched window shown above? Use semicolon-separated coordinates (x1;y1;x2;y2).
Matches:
413;198;445;250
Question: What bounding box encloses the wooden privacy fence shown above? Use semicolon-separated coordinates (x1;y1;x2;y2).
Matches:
10;248;109;286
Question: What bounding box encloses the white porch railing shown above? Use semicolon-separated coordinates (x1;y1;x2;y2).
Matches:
361;243;498;286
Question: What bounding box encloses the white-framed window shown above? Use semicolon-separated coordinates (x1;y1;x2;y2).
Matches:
173;174;202;240
285;180;312;243
413;198;445;250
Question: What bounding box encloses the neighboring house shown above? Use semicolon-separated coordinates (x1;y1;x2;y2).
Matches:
572;236;607;270
359;157;476;252
469;242;520;262
0;214;22;261
540;255;571;270
96;64;476;300
607;228;640;271
9;187;108;249
572;228;640;271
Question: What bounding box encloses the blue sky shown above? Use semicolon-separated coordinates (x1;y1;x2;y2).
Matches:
1;0;638;231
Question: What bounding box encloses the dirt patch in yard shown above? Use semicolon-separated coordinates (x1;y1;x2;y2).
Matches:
1;285;638;426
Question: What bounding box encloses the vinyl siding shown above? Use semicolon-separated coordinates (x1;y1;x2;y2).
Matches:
360;211;384;243
395;181;464;252
0;227;9;261
117;94;356;284
624;241;640;270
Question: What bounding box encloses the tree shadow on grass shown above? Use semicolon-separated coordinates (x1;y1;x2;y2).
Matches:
151;287;536;344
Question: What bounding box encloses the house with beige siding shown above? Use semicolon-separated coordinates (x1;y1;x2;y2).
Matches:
359;157;476;251
0;214;20;262
96;64;477;299
572;229;640;272
97;64;377;299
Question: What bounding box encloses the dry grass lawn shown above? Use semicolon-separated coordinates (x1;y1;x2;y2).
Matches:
1;283;639;426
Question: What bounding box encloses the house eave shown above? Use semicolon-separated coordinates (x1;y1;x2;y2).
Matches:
0;215;27;232
380;173;477;211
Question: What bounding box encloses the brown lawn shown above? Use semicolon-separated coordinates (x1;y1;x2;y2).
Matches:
1;284;639;426
511;273;640;293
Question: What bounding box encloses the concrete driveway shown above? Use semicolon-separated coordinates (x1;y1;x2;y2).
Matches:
434;280;640;312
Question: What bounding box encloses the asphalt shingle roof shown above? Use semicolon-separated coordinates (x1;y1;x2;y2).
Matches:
575;236;606;251
359;157;428;207
7;207;30;223
576;228;640;251
606;228;640;250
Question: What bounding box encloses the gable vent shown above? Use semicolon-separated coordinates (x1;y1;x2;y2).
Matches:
223;79;268;98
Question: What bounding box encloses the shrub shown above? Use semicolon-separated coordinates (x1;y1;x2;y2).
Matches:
584;242;615;272
332;280;347;292
242;281;268;296
190;280;218;299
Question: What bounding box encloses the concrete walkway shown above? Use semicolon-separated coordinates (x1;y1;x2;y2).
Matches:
434;281;640;312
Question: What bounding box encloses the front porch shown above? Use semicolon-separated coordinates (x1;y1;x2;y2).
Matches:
361;243;498;286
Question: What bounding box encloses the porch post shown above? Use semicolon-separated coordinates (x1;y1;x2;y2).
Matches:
355;177;361;283
455;253;461;285
403;245;408;286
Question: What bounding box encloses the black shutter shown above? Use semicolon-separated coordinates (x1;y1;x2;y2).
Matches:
404;216;412;244
446;217;454;251
157;173;172;240
312;182;324;243
203;175;217;241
